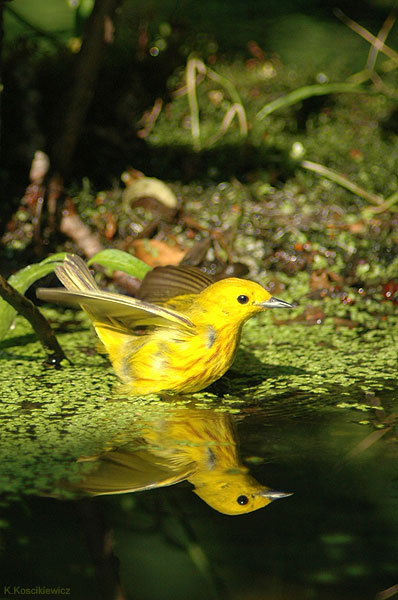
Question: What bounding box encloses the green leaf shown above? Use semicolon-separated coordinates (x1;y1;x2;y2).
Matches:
88;249;152;280
0;253;68;341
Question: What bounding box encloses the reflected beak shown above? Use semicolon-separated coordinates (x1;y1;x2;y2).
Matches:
260;297;293;309
258;489;293;500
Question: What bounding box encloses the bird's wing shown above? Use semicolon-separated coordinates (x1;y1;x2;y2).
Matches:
74;449;195;496
136;264;214;305
37;254;196;334
37;287;196;334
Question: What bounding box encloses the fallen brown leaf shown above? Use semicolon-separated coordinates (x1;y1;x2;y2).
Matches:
131;238;187;267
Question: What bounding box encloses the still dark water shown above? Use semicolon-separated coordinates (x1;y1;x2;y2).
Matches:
2;391;397;600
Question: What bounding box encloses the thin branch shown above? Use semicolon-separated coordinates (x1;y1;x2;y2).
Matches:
376;583;398;600
0;274;67;364
334;8;398;64
362;191;398;215
137;98;163;139
186;58;207;148
256;82;363;120
366;11;396;72
206;67;245;107
60;200;104;258
300;160;384;206
207;103;248;146
345;427;392;460
368;70;396;96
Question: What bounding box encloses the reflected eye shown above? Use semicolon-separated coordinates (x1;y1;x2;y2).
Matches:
237;495;249;505
237;295;249;304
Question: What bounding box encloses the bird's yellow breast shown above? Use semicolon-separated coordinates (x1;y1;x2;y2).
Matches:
107;320;242;394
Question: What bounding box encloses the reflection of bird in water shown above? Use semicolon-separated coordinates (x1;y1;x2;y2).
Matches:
73;405;291;516
37;255;292;395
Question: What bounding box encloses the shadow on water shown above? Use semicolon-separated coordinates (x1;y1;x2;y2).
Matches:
0;333;39;350
208;348;308;396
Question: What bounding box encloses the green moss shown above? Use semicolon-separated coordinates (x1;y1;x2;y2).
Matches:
0;309;148;500
4;53;398;500
1;280;397;503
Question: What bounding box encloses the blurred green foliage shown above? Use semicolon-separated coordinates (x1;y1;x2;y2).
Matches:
0;0;391;209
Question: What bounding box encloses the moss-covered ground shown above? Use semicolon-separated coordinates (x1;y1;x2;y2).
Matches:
3;48;398;500
3;8;398;598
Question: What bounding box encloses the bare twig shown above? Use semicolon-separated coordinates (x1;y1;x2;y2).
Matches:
60;200;104;259
186;58;207;148
60;202;141;293
137;98;163;139
335;8;398;64
337;9;398;92
366;11;396;72
206;67;245;107
376;583;398;600
207;103;248;145
0;274;67;364
345;427;392;460
185;57;248;149
300;160;384;206
362;191;398;215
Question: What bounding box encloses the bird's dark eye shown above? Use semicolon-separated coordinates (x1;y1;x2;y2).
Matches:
237;295;249;304
237;495;249;505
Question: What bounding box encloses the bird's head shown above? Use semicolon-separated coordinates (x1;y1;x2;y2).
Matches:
192;470;292;515
192;278;292;326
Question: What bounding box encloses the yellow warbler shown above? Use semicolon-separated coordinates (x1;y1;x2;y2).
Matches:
72;405;291;515
37;255;292;395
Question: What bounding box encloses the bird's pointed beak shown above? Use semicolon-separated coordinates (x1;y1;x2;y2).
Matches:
258;489;293;500
260;297;293;309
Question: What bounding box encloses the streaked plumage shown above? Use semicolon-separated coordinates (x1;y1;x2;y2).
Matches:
37;255;292;394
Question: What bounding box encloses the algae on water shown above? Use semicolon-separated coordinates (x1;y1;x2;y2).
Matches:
1;288;397;503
